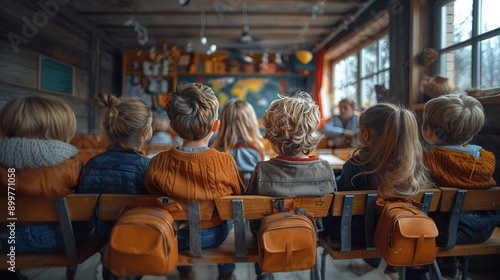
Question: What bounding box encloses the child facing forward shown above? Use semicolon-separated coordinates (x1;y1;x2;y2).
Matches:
247;91;336;279
422;94;498;279
211;99;265;186
145;82;245;280
0;96;88;253
332;103;432;277
78;93;153;238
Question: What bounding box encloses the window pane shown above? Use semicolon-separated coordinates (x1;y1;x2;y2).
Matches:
441;0;473;48
480;36;500;88
334;61;346;88
361;76;377;108
380;70;390;89
333;87;346;106
479;0;500;34
379;36;390;69
361;43;377;77
441;46;471;91
334;85;357;106
345;54;358;83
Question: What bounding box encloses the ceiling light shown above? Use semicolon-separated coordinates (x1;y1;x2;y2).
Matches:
240;0;253;43
241;28;252;43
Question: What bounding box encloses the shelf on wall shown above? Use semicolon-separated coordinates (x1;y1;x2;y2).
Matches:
177;72;308;77
410;93;500;111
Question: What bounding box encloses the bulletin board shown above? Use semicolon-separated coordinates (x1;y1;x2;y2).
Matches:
38;55;74;95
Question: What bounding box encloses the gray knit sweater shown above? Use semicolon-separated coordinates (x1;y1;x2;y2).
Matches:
0;138;78;169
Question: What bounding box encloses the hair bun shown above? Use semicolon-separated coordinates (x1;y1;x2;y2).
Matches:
93;92;120;120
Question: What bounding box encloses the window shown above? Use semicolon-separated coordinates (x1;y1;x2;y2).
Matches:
332;36;390;110
437;0;500;91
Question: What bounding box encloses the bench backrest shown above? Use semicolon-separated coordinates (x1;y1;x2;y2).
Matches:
0;194;100;260
330;188;441;252
436;186;500;249
215;194;333;220
215;194;333;258
94;194;216;258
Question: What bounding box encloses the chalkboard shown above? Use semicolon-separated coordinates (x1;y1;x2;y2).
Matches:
38;55;74;95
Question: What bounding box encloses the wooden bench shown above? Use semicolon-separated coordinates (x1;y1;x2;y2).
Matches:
215;194;333;280
0;194;105;280
319;187;500;280
433;187;500;280
98;194;332;266
1;193;332;279
318;188;442;279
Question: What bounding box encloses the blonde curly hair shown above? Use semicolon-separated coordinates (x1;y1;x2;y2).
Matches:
263;91;321;156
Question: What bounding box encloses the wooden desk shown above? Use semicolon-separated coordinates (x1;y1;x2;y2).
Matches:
264;150;346;170
317;153;345;170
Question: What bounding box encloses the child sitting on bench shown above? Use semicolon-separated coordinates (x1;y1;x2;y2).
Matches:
145;82;245;280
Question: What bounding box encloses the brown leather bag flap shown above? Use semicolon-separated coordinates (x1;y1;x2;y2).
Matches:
111;225;165;254
398;218;438;238
261;227;315;253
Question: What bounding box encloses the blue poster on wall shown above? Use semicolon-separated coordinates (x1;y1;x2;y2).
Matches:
177;75;308;119
38;55;74;95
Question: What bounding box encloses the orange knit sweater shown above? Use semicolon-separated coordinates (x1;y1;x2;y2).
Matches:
145;147;245;228
424;147;496;189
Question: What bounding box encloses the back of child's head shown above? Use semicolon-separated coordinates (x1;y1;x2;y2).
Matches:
166;82;218;140
263;91;321;156
152;117;169;133
356;103;430;197
212;99;264;152
422;94;484;145
0;96;76;142
93;92;152;152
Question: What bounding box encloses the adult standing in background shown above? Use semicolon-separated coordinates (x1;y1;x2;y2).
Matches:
130;76;153;108
322;97;360;148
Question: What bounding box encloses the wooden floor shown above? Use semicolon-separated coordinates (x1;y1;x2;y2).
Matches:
14;247;500;280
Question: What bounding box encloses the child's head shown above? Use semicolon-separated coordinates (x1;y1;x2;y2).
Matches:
0;96;76;142
263;91;321;156
93;92;152;152
355;103;430;197
422;94;484;145
166;82;219;141
212;99;264;152
152;117;169;133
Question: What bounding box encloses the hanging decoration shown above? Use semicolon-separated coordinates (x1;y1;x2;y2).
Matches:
295;50;313;64
186;0;217;54
293;0;325;64
124;16;148;46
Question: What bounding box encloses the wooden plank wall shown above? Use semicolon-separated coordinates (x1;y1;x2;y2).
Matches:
0;0;121;135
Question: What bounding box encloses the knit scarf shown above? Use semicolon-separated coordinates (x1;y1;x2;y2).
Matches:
0;138;78;169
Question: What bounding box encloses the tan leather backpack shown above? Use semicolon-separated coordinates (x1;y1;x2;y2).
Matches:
374;198;438;266
105;198;180;276
258;206;317;273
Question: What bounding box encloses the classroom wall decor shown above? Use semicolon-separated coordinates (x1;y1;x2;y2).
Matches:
38;55;75;95
177;74;308;119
